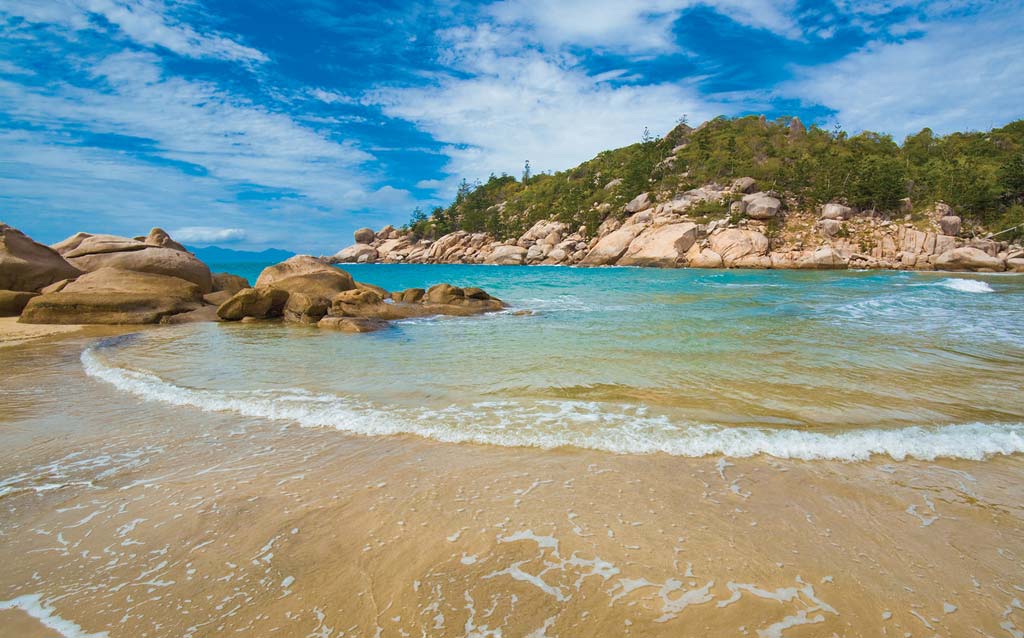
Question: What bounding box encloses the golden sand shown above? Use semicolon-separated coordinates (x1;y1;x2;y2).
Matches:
0;336;1022;637
0;317;83;348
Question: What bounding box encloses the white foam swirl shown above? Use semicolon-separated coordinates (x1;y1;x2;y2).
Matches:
936;278;994;293
81;347;1024;462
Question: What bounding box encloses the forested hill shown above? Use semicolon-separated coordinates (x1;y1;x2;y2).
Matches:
406;115;1024;242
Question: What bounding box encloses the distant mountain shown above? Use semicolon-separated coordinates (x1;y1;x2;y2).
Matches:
187;245;295;264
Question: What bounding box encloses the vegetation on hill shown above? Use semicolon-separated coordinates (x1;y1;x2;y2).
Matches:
405;115;1024;242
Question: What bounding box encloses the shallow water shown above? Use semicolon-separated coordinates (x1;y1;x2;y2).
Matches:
1;266;1023;637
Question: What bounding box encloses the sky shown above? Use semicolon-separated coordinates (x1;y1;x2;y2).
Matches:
1;1;1022;254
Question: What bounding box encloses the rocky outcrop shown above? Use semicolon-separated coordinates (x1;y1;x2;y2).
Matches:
618;223;697;267
144;227;187;252
485;245;527;265
53;230;212;293
333;244;379;263
744;194;781;220
20;267;204;324
353;228;375;244
798;246;849;269
934;247;1005;272
581;226;642;266
212;273;250;295
708;229;770;267
0;223;81;291
217;287;290;321
938;216;961;237
821;203;853;220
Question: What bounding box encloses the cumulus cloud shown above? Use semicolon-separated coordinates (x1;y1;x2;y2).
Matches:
171;226;247;243
782;5;1024;137
368;25;732;194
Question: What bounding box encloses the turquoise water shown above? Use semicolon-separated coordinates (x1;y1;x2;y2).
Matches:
82;264;1024;460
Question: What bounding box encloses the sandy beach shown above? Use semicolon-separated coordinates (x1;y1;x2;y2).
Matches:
0;317;83;348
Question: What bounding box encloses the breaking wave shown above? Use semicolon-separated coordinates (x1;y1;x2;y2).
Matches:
81;345;1024;462
935;278;995;293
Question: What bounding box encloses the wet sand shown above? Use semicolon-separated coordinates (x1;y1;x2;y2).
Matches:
1;334;1022;637
0;317;82;348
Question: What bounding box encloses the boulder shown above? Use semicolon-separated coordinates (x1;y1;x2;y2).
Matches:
731;177;757;194
0;223;81;291
216;287;290;321
211;272;250;295
618;223;698;268
203;290;234;306
162;305;221;324
283;292;331;324
0;290;38;316
745;196;781;220
317;316;389;333
425;283;464;305
1006;258;1024;273
708;229;769;266
821;203;852;220
392;288;425;303
685;247;724;268
625;192;651;213
798;246;849;269
53;232;147;258
580;226;642;266
255;256;356;299
20;267;203;324
934;247;1005;272
333;244;379;263
53;233;213;293
819;219;843;237
938;216;961;237
376;225;396;240
145;228;187;252
484;245;527;265
353;228;375;244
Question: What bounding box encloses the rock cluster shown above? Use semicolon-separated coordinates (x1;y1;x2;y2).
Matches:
3;225;505;329
216;255;505;332
328;180;1023;273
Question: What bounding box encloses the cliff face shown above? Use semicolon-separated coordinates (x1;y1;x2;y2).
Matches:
329;178;1024;273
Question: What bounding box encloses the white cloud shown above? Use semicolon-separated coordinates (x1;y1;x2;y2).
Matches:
1;0;266;63
367;24;734;196
171;226;247;243
782;5;1024;137
0;50;395;210
487;0;801;53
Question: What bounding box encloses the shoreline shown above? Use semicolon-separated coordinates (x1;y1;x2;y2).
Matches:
0;317;83;348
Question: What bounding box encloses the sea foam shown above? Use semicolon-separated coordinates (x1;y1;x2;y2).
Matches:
81;347;1024;462
0;594;109;638
936;278;994;293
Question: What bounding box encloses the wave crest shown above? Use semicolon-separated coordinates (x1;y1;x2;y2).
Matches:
81;347;1024;462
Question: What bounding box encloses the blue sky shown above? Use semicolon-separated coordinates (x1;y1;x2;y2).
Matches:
1;0;1022;254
